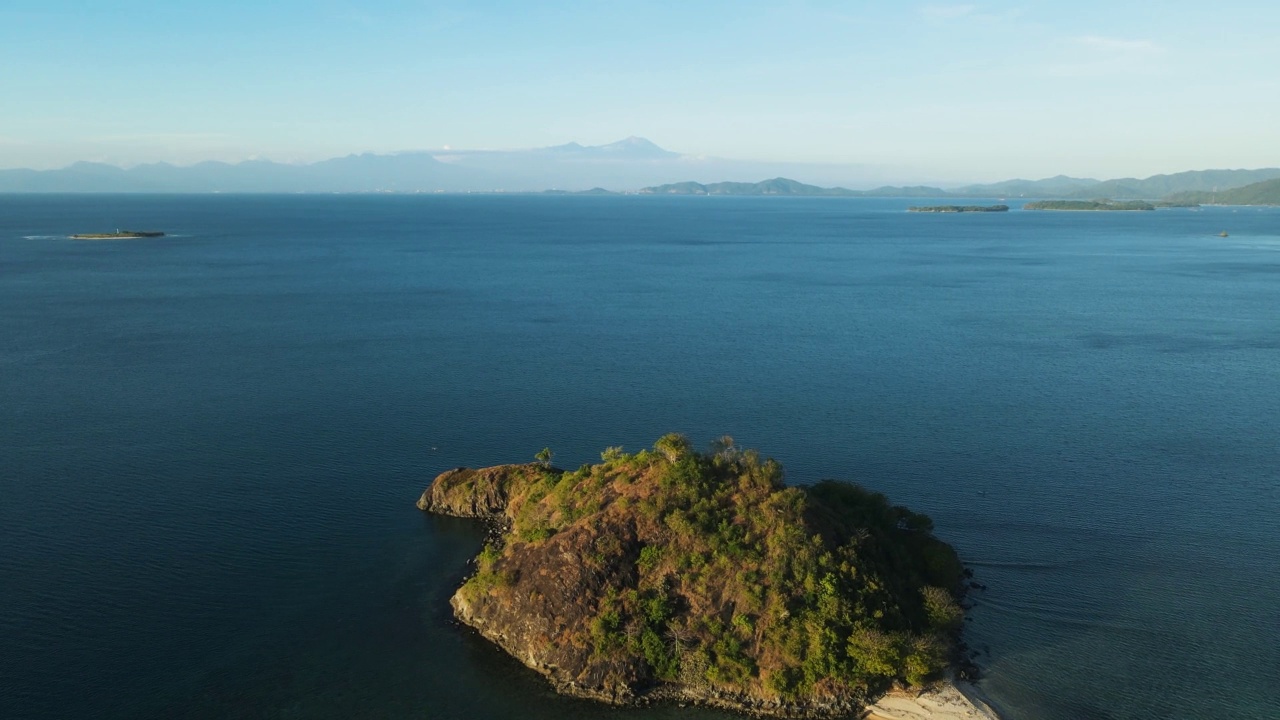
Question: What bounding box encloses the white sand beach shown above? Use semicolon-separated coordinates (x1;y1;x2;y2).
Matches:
865;680;1001;720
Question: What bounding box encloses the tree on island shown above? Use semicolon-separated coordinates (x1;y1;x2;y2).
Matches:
534;447;554;468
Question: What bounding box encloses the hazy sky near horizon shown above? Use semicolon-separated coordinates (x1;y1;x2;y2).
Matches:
2;0;1278;182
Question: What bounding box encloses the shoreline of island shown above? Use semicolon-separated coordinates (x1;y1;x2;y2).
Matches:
866;677;1003;720
68;230;165;240
420;436;1004;720
1020;200;1196;211
908;204;1009;213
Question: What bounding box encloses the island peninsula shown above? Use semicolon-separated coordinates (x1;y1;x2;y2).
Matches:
419;435;995;718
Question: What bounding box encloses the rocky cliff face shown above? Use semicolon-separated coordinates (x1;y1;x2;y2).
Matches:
419;438;968;718
418;464;649;701
452;518;649;702
416;464;533;518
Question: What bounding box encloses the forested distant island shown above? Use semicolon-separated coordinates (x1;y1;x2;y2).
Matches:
908;205;1009;213
1023;200;1156;211
639;177;945;197
541;187;616;196
419;436;978;717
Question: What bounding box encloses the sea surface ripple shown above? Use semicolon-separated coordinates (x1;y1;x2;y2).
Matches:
2;194;1278;720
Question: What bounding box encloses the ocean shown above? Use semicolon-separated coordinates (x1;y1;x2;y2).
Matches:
2;194;1277;720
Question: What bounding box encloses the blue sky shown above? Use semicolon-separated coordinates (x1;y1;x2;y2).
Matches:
2;0;1278;181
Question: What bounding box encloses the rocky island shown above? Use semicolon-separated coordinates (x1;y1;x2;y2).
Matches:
69;230;165;240
907;205;1009;213
1022;200;1154;211
419;435;988;718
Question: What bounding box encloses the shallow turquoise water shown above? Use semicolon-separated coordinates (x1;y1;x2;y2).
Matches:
2;195;1277;719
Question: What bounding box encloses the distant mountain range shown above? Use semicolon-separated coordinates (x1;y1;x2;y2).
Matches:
0;137;682;193
1165;178;1280;205
642;170;1280;203
0;137;879;193
639;178;943;197
950;175;1101;198
0;153;488;193
2;137;1278;199
539;136;680;159
951;168;1280;199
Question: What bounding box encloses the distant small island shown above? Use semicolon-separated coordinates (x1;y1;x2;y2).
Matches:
1023;200;1154;211
639;177;946;198
419;435;985;718
69;230;165;240
908;205;1009;213
541;187;616;196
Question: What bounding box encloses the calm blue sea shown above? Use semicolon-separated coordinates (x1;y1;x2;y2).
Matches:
2;195;1277;720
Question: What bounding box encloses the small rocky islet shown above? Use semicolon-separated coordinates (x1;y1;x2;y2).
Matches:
907;205;1009;213
68;230;165;240
419;434;974;718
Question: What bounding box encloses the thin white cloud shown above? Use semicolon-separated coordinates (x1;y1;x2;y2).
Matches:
919;3;976;21
1043;34;1165;77
85;133;234;143
1073;35;1162;54
917;4;1029;28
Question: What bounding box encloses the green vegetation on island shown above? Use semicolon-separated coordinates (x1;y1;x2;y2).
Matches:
908;205;1009;213
418;435;969;717
1023;200;1155;211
